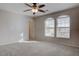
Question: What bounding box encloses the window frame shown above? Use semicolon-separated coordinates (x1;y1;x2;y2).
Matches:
45;15;70;39
56;15;70;39
45;18;55;37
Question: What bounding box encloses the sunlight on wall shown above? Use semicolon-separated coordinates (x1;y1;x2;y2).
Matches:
19;32;24;42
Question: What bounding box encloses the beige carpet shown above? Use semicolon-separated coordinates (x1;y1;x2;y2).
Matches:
0;41;79;56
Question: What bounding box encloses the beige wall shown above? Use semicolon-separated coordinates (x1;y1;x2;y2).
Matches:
33;7;79;47
29;18;35;40
0;9;31;44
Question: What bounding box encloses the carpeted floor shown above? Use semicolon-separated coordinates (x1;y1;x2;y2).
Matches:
0;41;79;56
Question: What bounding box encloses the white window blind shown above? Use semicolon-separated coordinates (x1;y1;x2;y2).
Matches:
56;15;70;38
45;18;55;37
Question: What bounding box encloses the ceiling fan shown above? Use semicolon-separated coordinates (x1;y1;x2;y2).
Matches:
24;3;48;15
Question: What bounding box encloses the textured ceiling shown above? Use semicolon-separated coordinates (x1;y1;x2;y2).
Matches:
0;3;78;17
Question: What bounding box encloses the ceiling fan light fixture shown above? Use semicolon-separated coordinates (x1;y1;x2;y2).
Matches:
32;8;38;13
24;3;47;15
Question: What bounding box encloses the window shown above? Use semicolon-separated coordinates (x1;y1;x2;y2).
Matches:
56;15;70;38
45;18;55;37
45;15;70;39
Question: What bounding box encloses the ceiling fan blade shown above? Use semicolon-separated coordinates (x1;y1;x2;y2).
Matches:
24;9;31;12
38;9;46;13
24;3;32;7
39;4;45;8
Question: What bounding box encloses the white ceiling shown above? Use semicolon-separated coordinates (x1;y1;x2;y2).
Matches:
0;3;78;17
